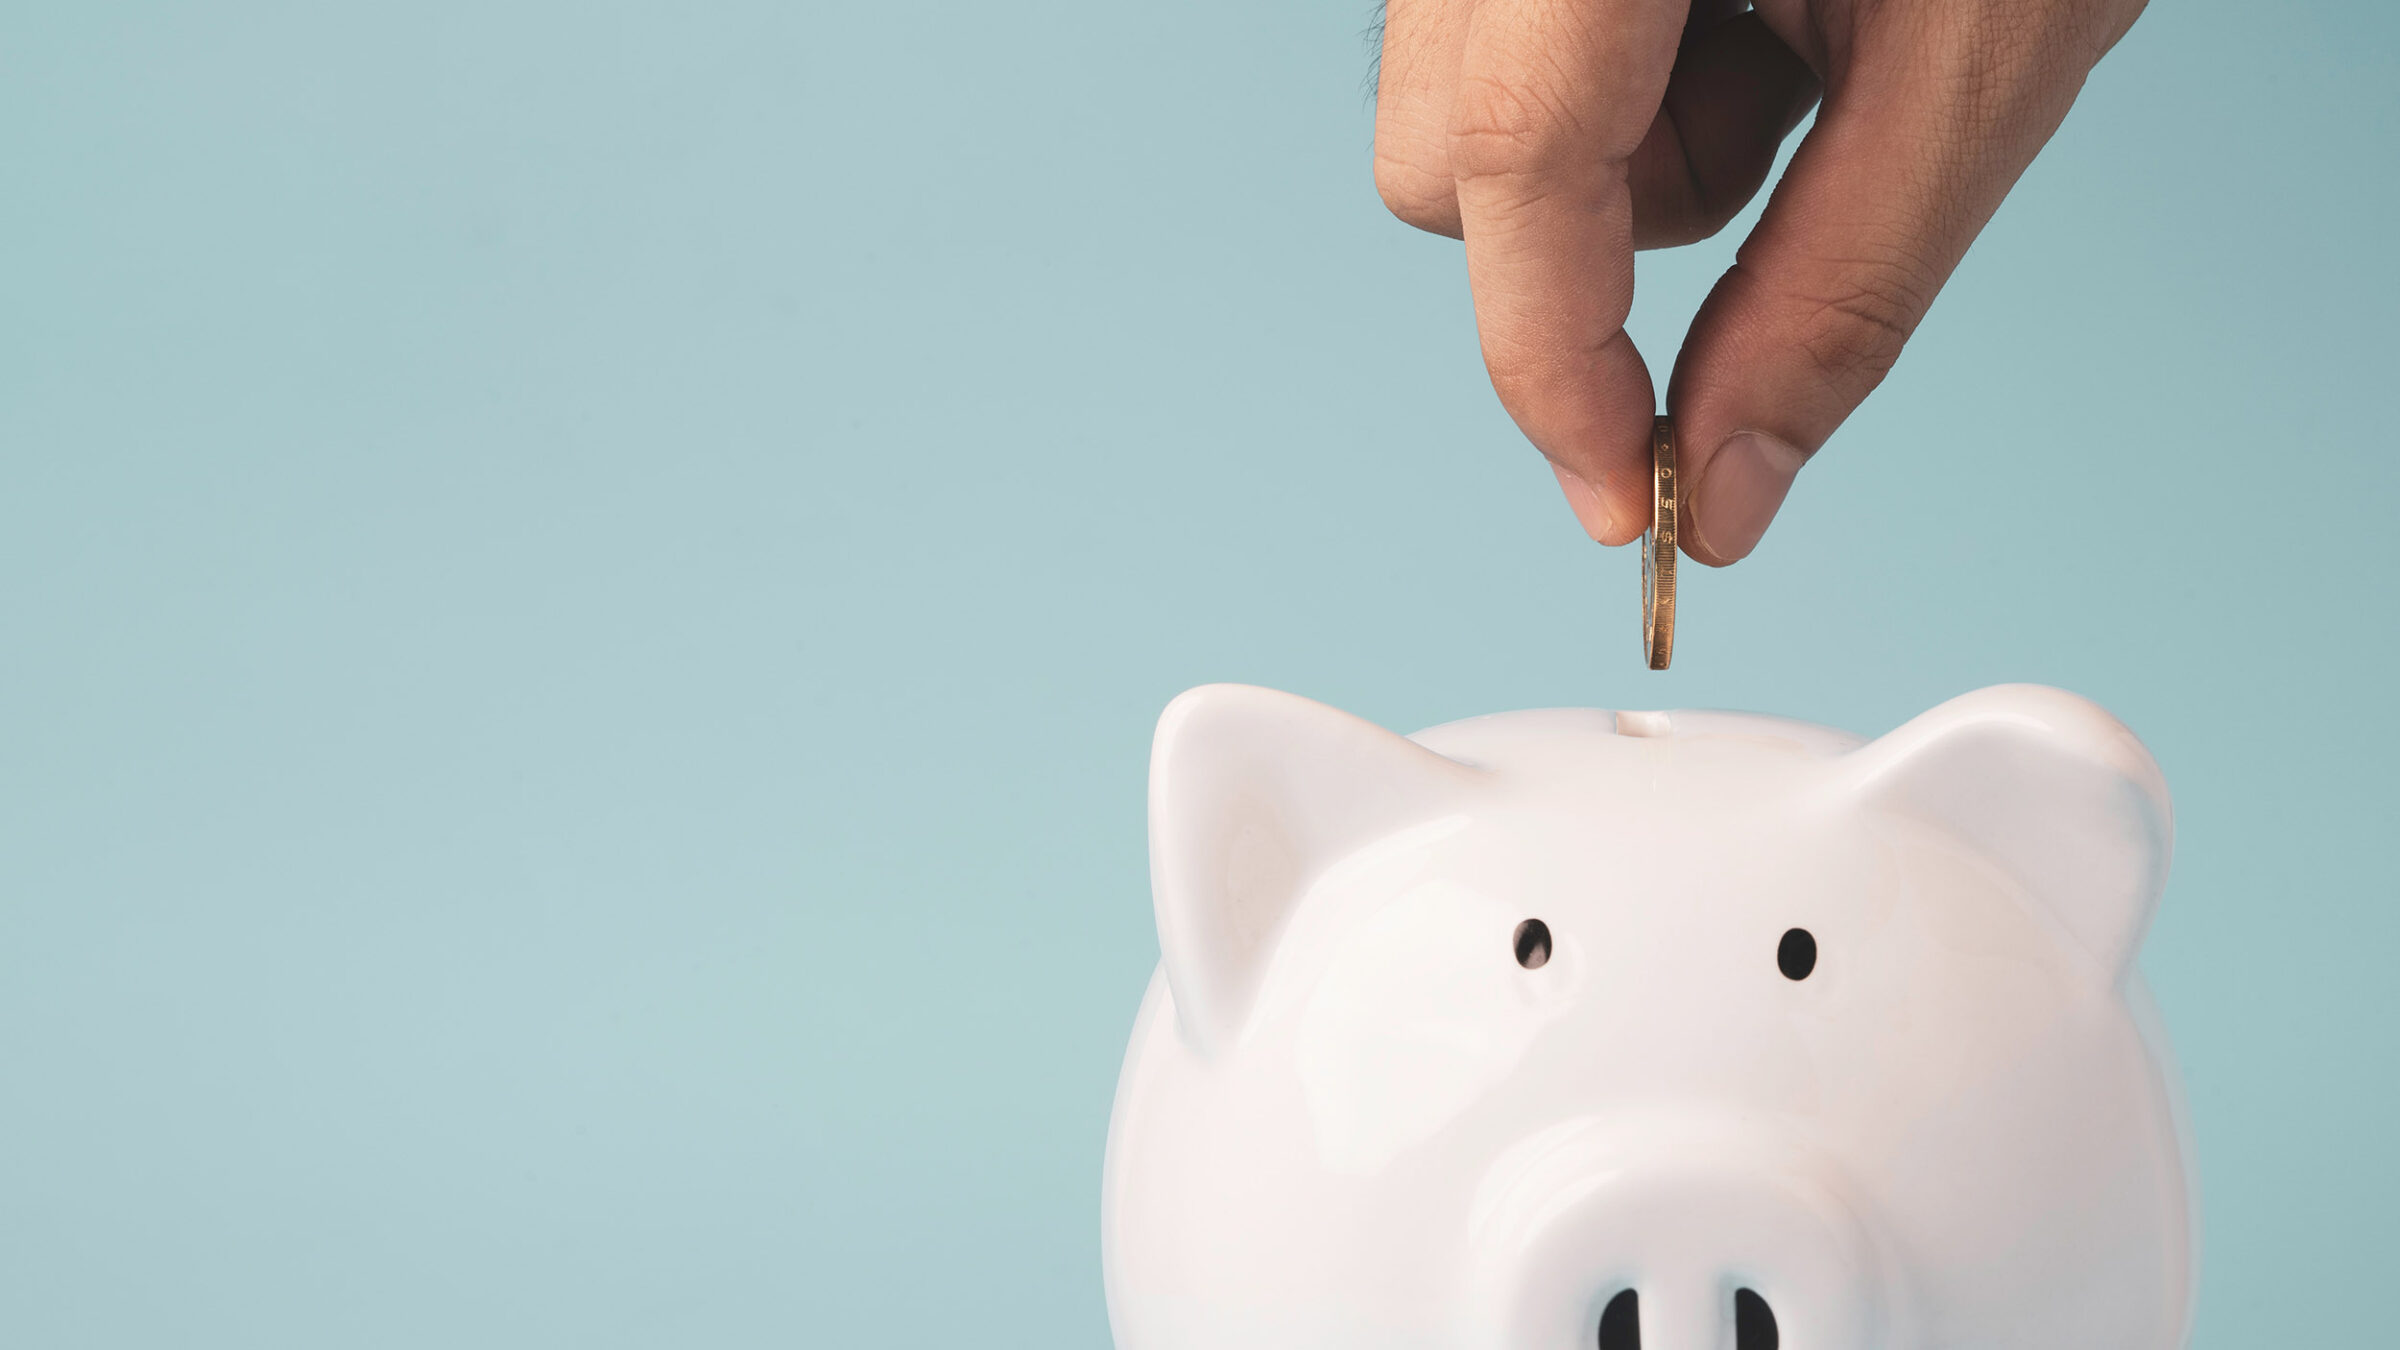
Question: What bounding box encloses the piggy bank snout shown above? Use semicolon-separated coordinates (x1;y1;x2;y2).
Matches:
1469;1117;1883;1350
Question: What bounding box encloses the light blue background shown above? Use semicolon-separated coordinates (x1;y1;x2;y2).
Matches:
2;2;2392;1345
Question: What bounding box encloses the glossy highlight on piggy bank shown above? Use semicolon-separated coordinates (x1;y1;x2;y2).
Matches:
1102;685;2195;1350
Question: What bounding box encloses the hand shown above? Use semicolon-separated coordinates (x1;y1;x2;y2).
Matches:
1373;0;2144;562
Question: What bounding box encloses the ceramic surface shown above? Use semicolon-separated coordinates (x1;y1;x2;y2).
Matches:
1102;684;2195;1350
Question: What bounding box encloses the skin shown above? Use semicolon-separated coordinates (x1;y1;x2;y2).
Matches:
1373;0;2147;563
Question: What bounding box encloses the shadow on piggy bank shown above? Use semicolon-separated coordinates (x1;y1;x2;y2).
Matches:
1102;685;2196;1350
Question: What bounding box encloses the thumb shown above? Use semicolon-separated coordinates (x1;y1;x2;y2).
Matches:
1666;27;2092;565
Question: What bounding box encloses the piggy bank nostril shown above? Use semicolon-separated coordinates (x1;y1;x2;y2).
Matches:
1596;1288;1640;1349
1734;1288;1778;1349
1513;919;1552;970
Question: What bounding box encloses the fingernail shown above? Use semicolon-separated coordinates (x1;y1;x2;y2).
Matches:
1550;462;1615;542
1690;431;1807;562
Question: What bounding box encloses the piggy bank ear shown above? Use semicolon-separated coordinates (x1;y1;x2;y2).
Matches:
1149;684;1481;1055
1840;685;2173;985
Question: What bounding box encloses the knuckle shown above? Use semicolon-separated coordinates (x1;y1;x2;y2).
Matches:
1900;0;2111;148
1790;266;1930;395
1445;73;1583;182
1372;137;1460;234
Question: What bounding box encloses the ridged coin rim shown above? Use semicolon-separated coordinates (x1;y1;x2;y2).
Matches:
1643;416;1677;670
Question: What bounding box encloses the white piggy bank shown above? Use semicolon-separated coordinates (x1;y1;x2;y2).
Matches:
1102;685;2195;1350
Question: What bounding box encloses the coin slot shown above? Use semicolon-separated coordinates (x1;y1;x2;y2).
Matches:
1614;710;1672;738
1734;1288;1778;1349
1513;919;1552;970
1597;1288;1640;1349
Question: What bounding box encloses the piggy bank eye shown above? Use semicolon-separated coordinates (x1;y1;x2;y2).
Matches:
1513;919;1552;970
1777;927;1817;981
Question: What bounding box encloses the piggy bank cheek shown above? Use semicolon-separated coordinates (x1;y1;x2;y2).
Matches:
1290;880;1575;1174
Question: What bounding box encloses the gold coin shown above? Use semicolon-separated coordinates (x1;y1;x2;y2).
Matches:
1642;416;1677;670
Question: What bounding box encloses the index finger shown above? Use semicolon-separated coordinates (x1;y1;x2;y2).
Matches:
1448;0;1686;546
